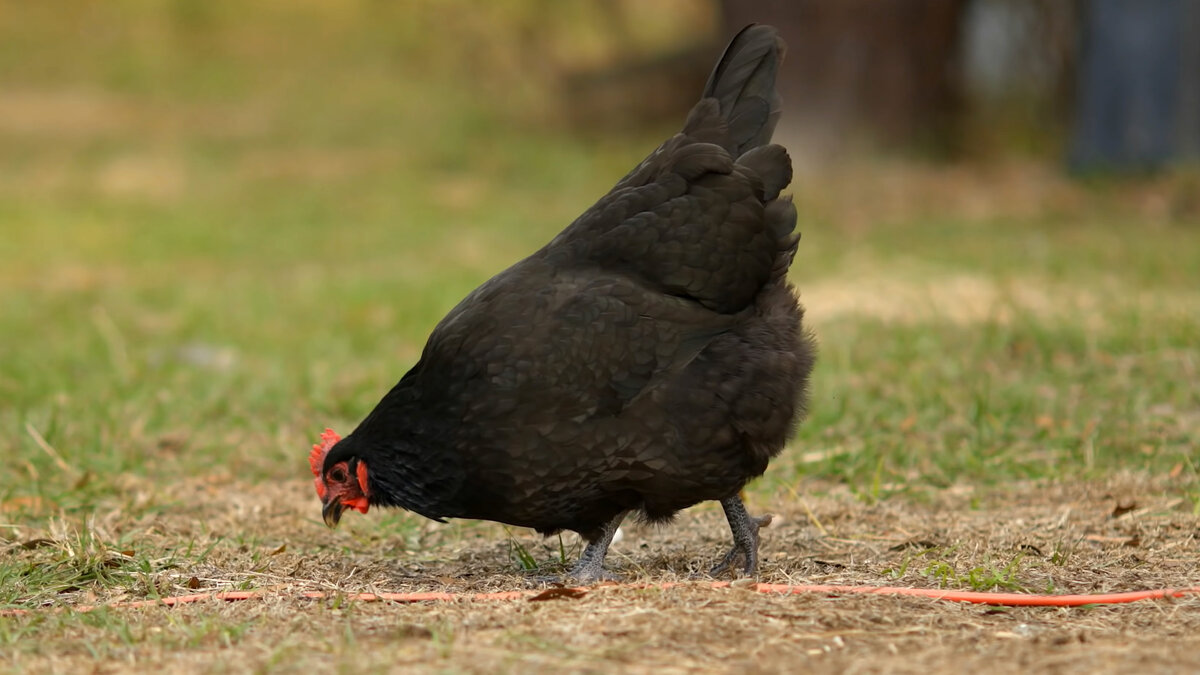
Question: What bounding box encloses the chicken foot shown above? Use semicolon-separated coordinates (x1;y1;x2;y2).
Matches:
709;496;773;578
563;510;628;584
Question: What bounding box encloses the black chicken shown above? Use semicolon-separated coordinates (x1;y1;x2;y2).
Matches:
311;25;815;582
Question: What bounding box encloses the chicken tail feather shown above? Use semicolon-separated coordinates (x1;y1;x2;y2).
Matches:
701;24;785;156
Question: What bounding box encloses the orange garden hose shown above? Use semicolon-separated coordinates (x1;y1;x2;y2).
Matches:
3;582;1198;616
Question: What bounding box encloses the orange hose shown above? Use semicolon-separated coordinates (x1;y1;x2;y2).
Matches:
2;582;1197;616
742;583;1200;606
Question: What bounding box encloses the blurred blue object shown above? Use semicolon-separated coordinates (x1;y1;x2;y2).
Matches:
1070;0;1200;171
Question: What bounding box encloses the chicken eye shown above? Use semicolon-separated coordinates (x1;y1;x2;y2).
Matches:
329;467;347;483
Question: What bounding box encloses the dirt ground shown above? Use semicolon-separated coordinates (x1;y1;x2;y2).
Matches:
6;473;1198;674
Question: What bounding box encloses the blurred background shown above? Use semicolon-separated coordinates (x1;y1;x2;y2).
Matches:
1;0;1197;506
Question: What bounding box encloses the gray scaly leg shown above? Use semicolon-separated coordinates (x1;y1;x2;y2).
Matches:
709;496;773;578
567;511;628;584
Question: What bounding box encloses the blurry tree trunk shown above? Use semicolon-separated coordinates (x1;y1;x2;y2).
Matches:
1070;0;1200;171
719;0;968;154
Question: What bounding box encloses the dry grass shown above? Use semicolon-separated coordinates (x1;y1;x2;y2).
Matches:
3;474;1198;674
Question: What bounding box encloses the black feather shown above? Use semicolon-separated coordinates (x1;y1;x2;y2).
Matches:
701;24;786;156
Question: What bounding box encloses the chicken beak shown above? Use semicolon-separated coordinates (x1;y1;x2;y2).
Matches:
322;499;345;528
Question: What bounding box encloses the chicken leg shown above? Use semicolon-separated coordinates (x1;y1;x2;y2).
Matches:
567;510;628;583
709;496;773;577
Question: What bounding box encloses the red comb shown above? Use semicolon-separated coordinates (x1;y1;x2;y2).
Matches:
309;428;341;499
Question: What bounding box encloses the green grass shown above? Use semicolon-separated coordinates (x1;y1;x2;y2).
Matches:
2;0;1199;632
782;308;1198;495
885;545;1035;592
